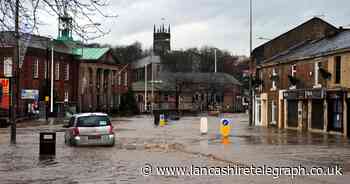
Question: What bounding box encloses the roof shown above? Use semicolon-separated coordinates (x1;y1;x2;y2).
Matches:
263;29;350;65
132;72;242;92
253;17;338;55
159;72;242;86
132;55;161;69
0;31;73;54
73;47;110;60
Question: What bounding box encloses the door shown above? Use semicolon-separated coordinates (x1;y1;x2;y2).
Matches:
311;100;324;130
328;98;343;132
287;100;298;127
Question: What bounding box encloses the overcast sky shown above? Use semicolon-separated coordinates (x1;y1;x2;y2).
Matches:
41;0;350;56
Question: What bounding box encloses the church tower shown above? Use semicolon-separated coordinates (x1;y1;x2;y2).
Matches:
153;24;171;56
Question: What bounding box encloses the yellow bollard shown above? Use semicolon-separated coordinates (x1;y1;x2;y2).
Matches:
220;119;231;138
159;114;165;127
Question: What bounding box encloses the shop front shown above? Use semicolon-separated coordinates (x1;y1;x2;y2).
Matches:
284;88;326;131
327;90;347;134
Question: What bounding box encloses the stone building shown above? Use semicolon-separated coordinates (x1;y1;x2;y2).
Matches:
75;47;130;113
253;17;350;137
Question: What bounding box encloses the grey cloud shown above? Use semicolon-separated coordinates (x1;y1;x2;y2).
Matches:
38;0;350;55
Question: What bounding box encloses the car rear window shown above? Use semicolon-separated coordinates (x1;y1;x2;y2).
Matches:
76;116;111;127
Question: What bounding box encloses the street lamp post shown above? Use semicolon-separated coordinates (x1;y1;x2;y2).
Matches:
248;0;254;126
144;64;148;112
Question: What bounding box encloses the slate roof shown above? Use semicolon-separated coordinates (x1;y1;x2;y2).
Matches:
0;31;77;55
73;47;110;60
263;29;350;64
132;72;242;92
159;72;242;86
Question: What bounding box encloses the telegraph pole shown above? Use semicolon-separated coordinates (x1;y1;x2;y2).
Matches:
10;0;19;144
248;0;254;126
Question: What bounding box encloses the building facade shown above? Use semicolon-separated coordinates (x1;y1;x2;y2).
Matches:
75;48;131;113
253;18;350;137
0;32;79;120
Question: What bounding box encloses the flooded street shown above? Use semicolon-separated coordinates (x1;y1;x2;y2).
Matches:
0;113;350;184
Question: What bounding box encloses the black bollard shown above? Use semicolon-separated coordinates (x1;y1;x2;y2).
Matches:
39;132;56;156
154;110;160;126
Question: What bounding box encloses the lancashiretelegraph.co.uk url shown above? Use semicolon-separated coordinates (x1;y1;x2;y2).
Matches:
140;163;343;179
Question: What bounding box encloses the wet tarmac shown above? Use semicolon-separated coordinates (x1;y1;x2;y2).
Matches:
0;114;349;183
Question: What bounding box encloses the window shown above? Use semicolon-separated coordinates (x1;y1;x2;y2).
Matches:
64;63;69;81
64;91;69;102
44;61;47;79
335;56;341;84
271;68;277;90
314;61;321;87
55;62;60;80
124;72;128;86
290;65;297;89
33;59;39;78
291;64;297;77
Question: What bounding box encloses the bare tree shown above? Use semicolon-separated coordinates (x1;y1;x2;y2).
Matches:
0;0;117;144
0;0;117;41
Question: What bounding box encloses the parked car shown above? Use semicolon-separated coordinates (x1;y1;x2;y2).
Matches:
64;113;115;146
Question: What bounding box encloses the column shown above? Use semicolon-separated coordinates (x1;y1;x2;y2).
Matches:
100;69;104;111
343;95;347;137
91;67;97;111
78;65;85;112
308;99;312;131
107;69;112;112
323;99;328;133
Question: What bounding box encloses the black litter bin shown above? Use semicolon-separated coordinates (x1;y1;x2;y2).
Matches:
39;132;56;156
154;110;160;126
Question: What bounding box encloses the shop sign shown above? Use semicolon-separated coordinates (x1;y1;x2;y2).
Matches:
284;89;325;100
21;89;39;100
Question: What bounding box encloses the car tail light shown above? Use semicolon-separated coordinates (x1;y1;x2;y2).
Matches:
109;125;114;134
73;127;80;136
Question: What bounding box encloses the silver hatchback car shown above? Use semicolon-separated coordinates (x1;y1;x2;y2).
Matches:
64;113;115;146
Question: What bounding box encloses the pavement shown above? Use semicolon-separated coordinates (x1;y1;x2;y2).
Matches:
0;113;349;183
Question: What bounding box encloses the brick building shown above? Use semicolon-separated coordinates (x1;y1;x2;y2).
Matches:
0;32;79;120
253;17;350;137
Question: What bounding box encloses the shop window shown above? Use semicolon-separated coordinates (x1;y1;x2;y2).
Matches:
335;56;341;84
